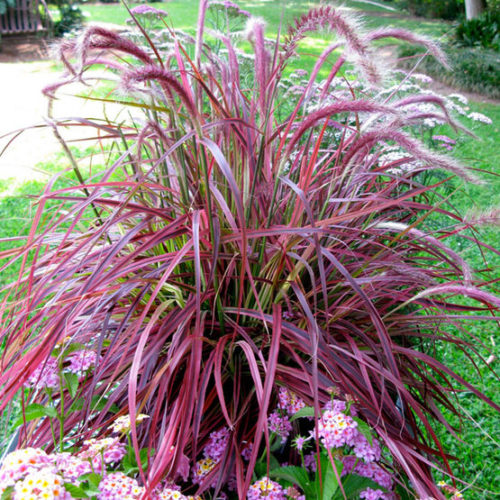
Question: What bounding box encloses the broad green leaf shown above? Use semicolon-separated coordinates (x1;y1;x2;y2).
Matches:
82;480;101;496
78;472;102;487
270;436;284;452
139;448;150;462
321;454;342;500
59;343;87;359
68;395;115;413
1;486;13;500
353;417;373;445
0;4;6;15
109;403;120;413
270;465;314;497
44;406;58;418
64;372;79;398
63;483;89;498
13;403;57;428
290;406;315;422
67;398;84;412
254;462;268;479
333;474;386;500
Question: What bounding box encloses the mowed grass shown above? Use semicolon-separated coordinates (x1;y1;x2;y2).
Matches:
1;0;498;495
423;103;499;497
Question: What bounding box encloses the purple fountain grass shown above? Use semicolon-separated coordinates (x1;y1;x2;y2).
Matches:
0;2;498;499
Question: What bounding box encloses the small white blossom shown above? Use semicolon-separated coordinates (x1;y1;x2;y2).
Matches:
468;112;492;125
448;93;468;105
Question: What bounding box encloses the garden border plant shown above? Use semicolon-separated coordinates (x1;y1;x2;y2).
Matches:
0;1;499;499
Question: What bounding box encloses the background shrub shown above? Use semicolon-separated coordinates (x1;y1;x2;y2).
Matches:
392;0;464;20
53;3;84;37
399;43;500;97
388;0;497;20
454;10;500;50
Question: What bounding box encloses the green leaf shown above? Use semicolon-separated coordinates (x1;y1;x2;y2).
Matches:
254;461;268;479
321;454;342;500
332;474;386;500
44;405;59;418
353;417;373;445
6;0;16;8
270;466;312;497
1;486;13;500
0;3;6;15
13;403;57;428
395;482;416;500
64;372;79;398
290;406;315;422
67;397;84;412
109;403;120;414
74;473;102;496
270;435;284;452
68;394;115;414
78;472;102;487
63;483;90;498
139;448;150;463
82;481;101;496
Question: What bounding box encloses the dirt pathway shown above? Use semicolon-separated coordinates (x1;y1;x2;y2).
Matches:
0;34;124;187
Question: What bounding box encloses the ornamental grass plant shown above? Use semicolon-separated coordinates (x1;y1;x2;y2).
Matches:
0;1;498;498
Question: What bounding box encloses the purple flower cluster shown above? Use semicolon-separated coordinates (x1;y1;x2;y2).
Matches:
317;400;382;465
267;388;306;444
352;434;381;462
24;348;99;391
0;448;53;485
268;410;293;443
0;443;201;500
359;487;387;500
432;135;456;152
208;0;250;17
0;448;91;499
277;387;306;415
468;112;492;124
13;468;72;499
55;452;92;481
25;357;60;390
192;457;217;486
323;397;358;416
78;438;127;471
317;410;358;449
97;472;143;499
203;427;230;462
247;477;285;499
342;456;393;491
192;427;230;486
66;349;99;375
241;442;252;461
130;4;168;17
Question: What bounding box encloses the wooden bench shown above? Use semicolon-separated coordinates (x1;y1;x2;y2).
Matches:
0;0;43;35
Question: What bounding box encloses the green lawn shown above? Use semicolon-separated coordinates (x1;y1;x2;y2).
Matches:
82;0;447;37
1;0;498;496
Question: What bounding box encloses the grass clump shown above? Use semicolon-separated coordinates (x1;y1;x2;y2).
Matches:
0;2;498;499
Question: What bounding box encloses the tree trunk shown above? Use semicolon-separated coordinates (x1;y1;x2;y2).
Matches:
465;0;486;19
